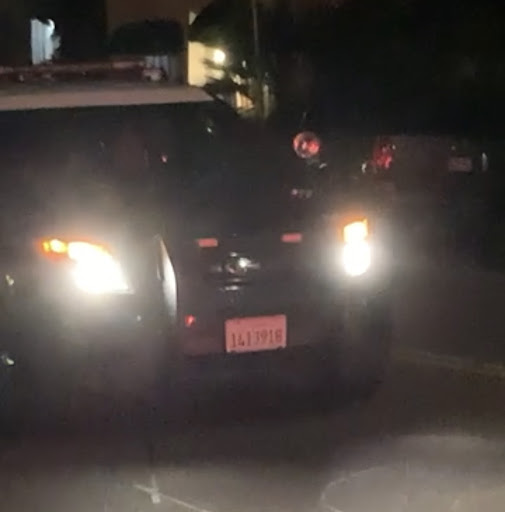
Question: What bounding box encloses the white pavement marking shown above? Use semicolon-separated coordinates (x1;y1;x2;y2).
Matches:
320;478;345;512
393;348;505;379
134;474;162;505
134;476;216;512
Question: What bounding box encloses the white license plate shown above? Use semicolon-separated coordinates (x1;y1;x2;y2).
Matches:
448;157;472;172
225;315;287;353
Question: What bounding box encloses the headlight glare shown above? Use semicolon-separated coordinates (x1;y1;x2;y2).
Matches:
341;219;371;276
69;242;130;294
342;219;368;244
40;238;130;294
342;240;371;276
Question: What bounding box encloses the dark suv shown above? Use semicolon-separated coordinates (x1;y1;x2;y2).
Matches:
0;74;393;424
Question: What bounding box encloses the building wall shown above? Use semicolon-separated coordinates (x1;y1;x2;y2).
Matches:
31;19;56;64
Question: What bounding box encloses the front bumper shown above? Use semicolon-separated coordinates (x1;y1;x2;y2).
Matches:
0;250;167;399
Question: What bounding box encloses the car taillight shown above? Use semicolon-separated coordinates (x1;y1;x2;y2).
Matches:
196;238;219;248
372;137;395;170
281;233;303;244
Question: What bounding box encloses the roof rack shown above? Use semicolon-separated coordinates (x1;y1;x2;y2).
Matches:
0;59;171;83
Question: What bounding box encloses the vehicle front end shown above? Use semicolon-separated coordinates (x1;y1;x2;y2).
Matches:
0;222;167;423
168;203;393;396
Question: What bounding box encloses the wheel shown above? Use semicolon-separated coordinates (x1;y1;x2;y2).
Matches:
322;293;392;404
0;355;65;436
0;363;17;436
154;336;196;425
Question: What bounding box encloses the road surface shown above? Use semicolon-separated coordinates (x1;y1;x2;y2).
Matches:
395;253;505;368
3;256;505;511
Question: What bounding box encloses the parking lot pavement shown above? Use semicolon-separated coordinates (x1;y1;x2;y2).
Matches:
3;358;505;511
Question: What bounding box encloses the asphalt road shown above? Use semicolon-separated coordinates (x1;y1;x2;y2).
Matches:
395;253;505;367
4;256;505;511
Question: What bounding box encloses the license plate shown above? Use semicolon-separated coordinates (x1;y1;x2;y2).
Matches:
448;157;472;172
225;315;287;353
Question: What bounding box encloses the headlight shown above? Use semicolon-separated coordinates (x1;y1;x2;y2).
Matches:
41;238;130;294
341;220;371;276
343;220;368;244
342;240;371;276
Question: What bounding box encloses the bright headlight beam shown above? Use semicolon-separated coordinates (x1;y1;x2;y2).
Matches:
67;242;129;294
340;219;371;276
342;240;371;277
71;257;129;294
43;238;67;254
343;220;368;244
40;238;130;294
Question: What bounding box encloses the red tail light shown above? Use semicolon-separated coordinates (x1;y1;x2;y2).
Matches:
373;136;395;170
281;233;303;244
196;238;219;248
184;315;197;328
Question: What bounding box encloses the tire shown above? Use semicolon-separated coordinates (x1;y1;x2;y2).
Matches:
0;364;17;437
154;336;195;425
0;359;60;436
323;294;392;404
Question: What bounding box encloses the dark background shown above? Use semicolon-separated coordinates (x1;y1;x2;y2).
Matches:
2;0;504;135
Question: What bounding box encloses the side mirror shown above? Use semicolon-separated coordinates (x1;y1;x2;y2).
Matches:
293;131;321;160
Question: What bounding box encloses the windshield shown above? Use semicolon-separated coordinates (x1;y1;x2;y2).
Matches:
0;99;255;212
0;97;313;238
